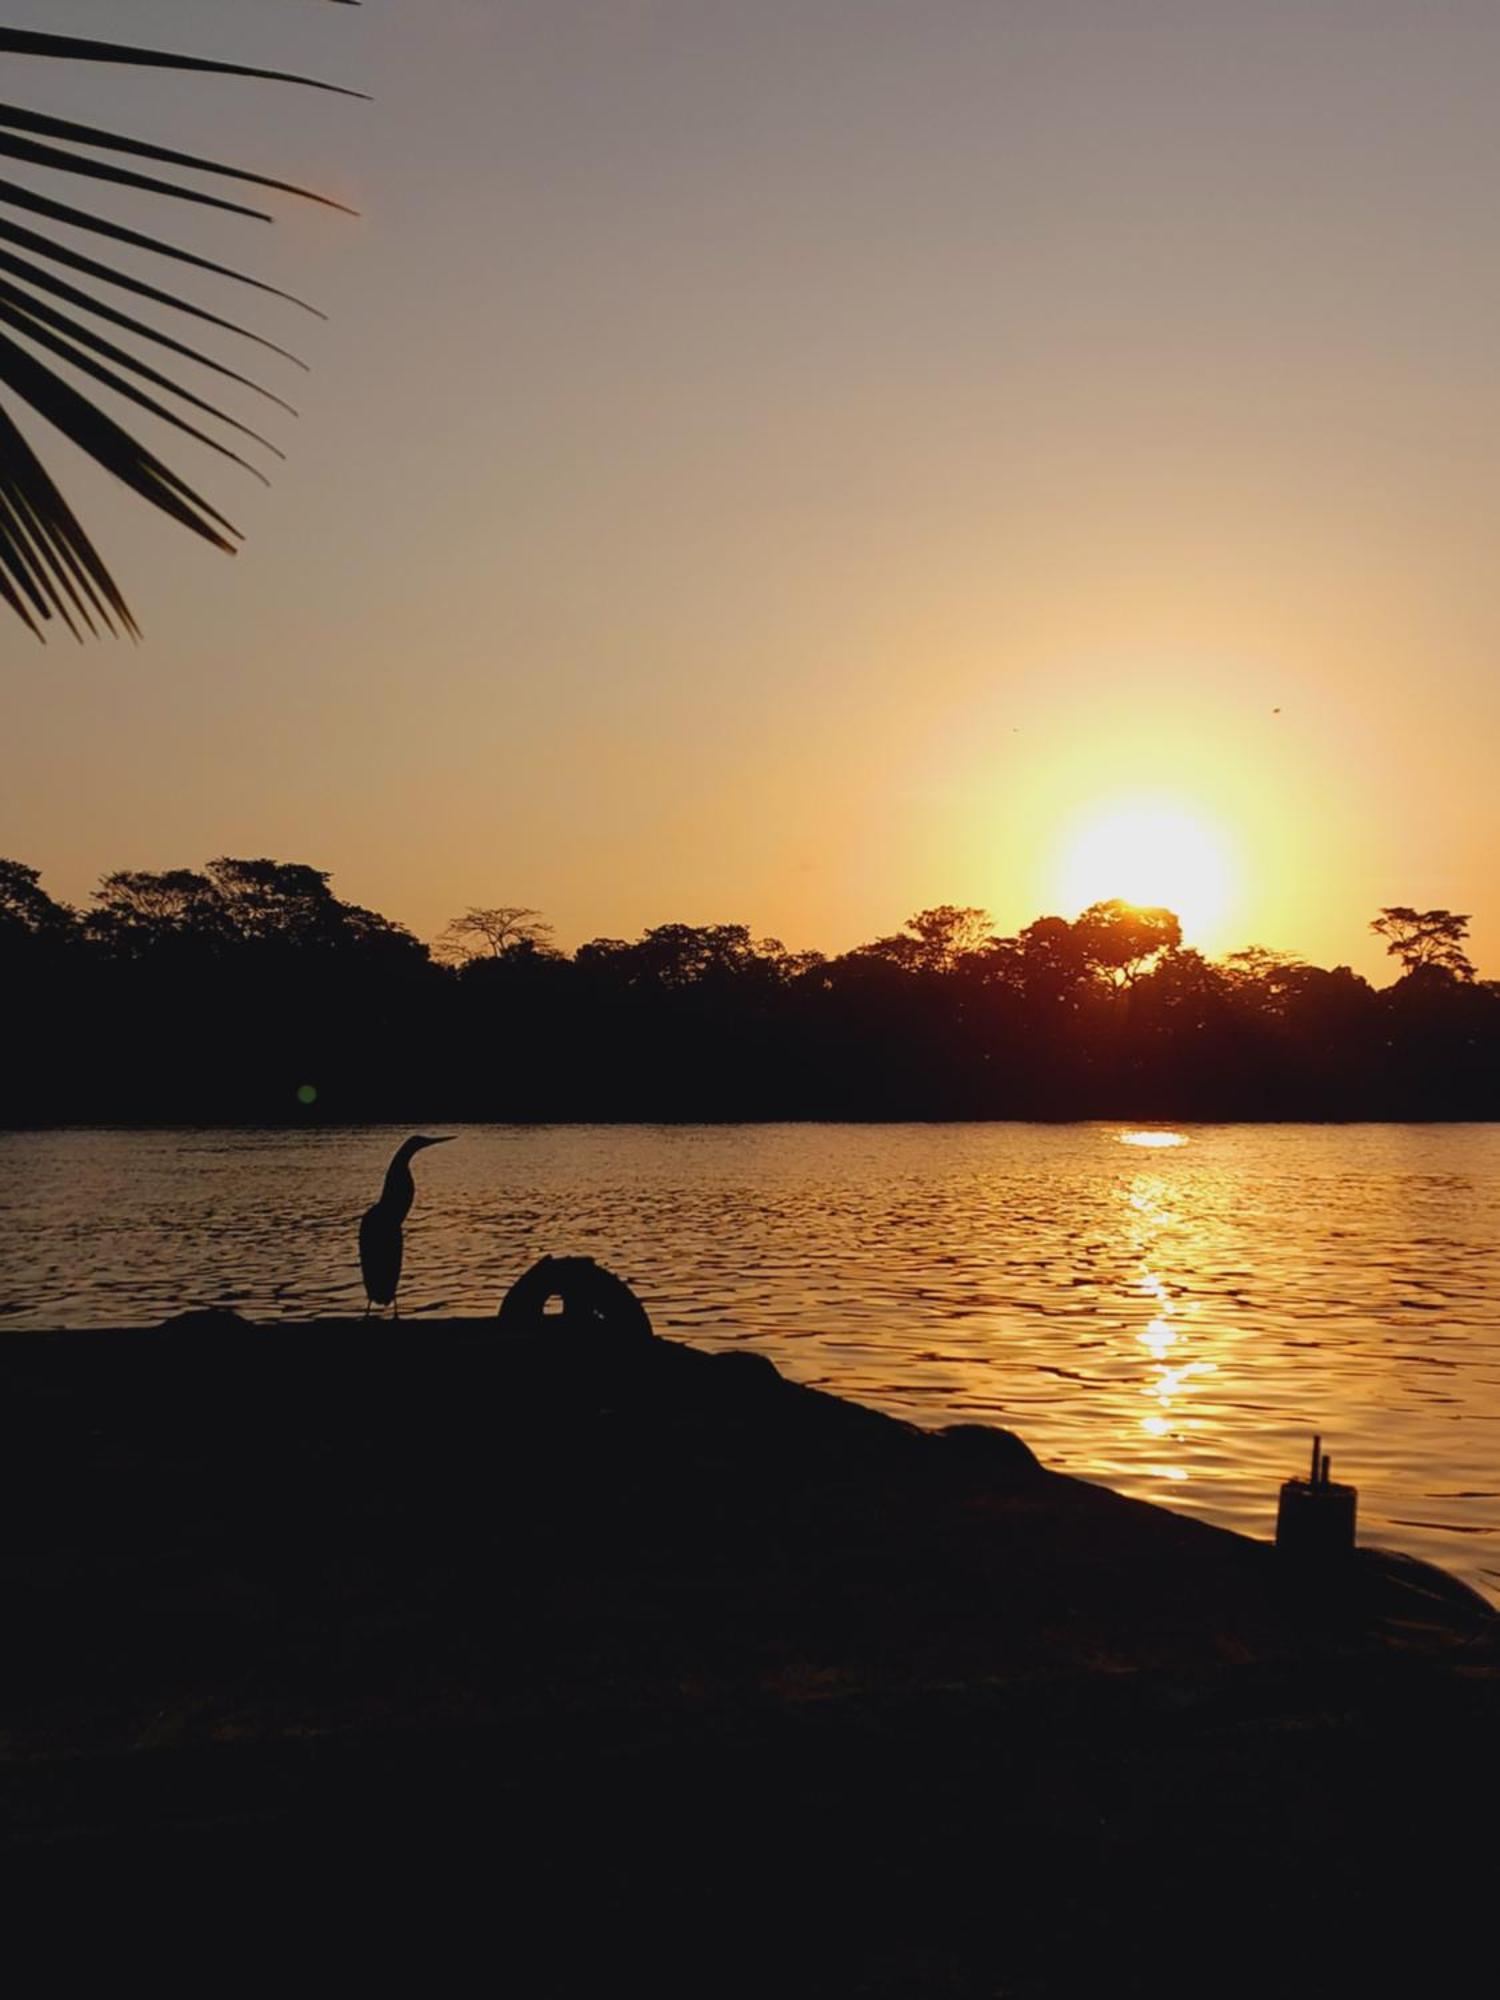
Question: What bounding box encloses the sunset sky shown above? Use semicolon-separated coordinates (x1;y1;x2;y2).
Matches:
4;1;1499;979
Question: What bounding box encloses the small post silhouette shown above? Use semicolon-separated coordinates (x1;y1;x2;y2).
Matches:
1277;1432;1358;1565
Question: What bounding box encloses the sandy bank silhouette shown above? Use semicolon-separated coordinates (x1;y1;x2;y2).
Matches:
2;1266;1494;1990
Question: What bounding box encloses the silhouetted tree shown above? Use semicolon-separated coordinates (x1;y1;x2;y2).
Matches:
0;858;75;942
907;906;996;971
435;907;556;966
859;906;995;974
581;922;785;992
1011;916;1093;1007
1222;947;1305;1017
1072;900;1182;986
1371;908;1475;980
86;869;226;956
207;859;343;946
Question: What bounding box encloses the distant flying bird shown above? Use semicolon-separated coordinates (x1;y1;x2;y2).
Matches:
359;1135;454;1317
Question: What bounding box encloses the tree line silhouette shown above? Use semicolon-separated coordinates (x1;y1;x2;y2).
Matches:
2;856;1495;1123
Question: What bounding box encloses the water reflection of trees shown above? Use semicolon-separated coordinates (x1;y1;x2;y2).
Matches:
4;864;1500;1122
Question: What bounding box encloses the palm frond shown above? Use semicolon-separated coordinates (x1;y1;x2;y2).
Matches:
0;400;135;637
0;104;358;214
0;212;315;360
0;8;360;640
0;26;364;95
0;245;302;415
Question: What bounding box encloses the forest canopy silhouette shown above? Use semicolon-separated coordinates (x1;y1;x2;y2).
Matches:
2;857;1494;1124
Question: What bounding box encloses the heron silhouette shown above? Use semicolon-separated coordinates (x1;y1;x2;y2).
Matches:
359;1135;454;1317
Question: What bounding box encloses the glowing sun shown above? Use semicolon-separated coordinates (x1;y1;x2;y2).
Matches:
1056;799;1236;942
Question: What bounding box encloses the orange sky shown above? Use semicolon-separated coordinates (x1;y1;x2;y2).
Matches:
4;2;1498;981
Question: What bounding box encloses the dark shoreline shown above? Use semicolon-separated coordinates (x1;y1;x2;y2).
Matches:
4;1313;1496;1989
9;1112;1500;1131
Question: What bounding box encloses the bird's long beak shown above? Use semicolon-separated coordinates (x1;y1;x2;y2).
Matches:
415;1135;456;1150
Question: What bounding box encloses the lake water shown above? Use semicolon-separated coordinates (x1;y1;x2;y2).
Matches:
2;1123;1497;1602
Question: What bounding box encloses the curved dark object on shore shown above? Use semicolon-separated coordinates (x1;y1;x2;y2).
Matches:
358;1134;452;1316
497;1255;655;1342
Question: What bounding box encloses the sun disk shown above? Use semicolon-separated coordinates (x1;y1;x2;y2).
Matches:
1055;800;1236;943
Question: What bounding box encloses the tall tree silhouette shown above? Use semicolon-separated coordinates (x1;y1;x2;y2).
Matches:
1370;907;1476;980
1072;900;1182;987
0;6;360;640
436;907;558;966
0;856;74;941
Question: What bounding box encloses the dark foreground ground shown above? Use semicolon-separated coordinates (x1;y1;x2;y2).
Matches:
3;1308;1496;1993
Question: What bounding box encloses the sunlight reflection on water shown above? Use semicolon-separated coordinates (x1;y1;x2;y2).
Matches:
1;1122;1498;1601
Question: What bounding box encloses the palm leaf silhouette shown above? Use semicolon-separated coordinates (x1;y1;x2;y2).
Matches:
0;8;361;639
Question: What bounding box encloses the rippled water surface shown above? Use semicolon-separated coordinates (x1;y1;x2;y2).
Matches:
2;1123;1498;1600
